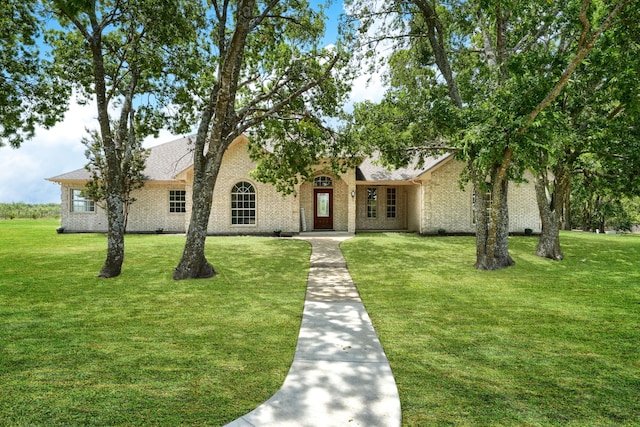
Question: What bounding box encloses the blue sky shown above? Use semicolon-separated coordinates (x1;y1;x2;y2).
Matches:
0;1;386;204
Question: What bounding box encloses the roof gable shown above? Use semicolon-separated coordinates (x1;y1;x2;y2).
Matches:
48;135;196;183
356;153;453;182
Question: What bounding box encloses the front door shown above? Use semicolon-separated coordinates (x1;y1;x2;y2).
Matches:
314;188;333;230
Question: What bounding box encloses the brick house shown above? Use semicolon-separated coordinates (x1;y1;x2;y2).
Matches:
47;135;541;234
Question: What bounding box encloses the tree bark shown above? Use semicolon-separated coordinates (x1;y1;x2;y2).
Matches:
173;141;226;280
100;192;125;277
84;9;126;278
534;172;564;261
173;0;255;280
472;161;515;270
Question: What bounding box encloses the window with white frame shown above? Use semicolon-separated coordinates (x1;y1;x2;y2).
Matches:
386;188;397;218
169;190;186;213
367;188;377;218
231;181;256;225
71;189;95;212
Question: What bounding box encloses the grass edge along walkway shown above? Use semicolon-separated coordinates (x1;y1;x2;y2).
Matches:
341;231;640;427
0;219;310;426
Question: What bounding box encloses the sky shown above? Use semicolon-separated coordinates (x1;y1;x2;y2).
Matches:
0;1;387;204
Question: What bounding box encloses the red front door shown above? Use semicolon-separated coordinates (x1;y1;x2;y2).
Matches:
314;188;333;230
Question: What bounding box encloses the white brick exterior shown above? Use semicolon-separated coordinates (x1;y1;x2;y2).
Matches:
203;137;299;234
410;159;540;234
52;136;540;235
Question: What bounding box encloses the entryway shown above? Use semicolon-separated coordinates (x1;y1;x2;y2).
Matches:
314;188;333;230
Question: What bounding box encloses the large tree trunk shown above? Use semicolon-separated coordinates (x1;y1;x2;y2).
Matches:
534;172;564;261
100;192;125;277
89;24;127;278
173;140;226;280
473;164;515;270
173;0;254;280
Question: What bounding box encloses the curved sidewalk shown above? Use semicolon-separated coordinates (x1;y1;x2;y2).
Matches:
224;233;401;427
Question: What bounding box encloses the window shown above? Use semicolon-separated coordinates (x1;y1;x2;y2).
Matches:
169;190;186;213
386;188;397;218
367;188;377;218
71;189;95;212
314;176;333;187
231;181;256;225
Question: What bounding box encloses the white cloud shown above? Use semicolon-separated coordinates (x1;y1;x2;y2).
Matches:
0;98;182;204
348;66;387;108
0;101;96;203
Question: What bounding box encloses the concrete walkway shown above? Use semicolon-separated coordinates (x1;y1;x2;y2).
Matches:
224;233;401;427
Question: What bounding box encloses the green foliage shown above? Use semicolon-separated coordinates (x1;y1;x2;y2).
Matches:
0;0;69;147
347;0;634;177
81;128;149;227
167;1;356;193
345;0;635;266
0;203;61;219
45;0;203;136
571;167;640;232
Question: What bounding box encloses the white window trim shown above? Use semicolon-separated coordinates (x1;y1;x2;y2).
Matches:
231;181;257;227
70;189;95;213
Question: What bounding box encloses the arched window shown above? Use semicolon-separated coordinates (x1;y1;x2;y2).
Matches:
314;176;333;187
231;182;256;225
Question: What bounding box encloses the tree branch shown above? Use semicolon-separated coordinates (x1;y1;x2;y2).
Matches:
519;0;633;136
238;52;341;133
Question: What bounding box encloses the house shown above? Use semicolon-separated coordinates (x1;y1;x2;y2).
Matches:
47;135;541;234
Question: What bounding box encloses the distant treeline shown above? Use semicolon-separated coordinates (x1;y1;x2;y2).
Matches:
0;203;61;219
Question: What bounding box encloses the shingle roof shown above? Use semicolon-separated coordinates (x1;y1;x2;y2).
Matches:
142;135;195;181
356;153;452;182
48;135;196;183
48;135;452;184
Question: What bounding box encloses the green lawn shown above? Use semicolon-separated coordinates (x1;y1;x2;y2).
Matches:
0;220;310;426
341;232;640;426
2;222;639;426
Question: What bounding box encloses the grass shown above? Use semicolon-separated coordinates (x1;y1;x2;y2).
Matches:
3;221;639;426
0;220;310;426
341;232;640;426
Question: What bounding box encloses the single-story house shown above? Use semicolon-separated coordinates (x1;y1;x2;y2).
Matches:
47;135;541;234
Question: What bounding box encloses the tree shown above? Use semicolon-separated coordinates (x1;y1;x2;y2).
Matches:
171;0;353;280
81;128;149;232
46;0;200;277
346;0;634;269
1;0;68;147
527;3;640;258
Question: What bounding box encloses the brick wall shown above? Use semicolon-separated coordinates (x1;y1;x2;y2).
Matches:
299;167;353;232
60;184;108;232
507;172;542;233
422;159;541;234
60;183;187;233
204;137;299;234
422;160;475;233
126;183;186;232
